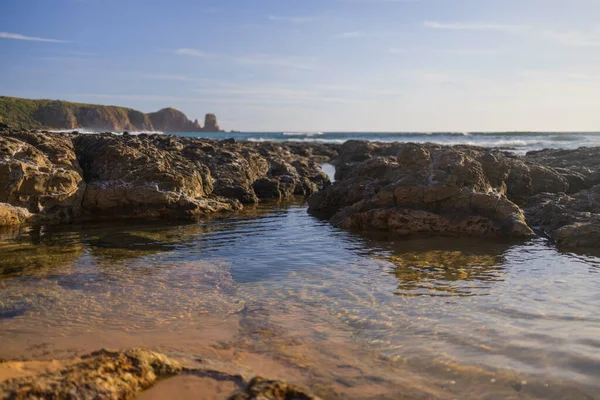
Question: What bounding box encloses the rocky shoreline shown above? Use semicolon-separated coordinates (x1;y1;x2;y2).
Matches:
309;140;600;248
1;128;600;248
0;128;331;226
0;349;321;399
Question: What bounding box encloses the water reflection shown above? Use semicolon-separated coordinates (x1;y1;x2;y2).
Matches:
382;239;510;297
0;204;599;398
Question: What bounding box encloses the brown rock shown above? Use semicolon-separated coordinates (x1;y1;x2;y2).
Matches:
309;142;535;238
147;108;202;132
0;349;182;399
229;377;321;400
0;131;86;222
0;203;31;226
526;185;600;247
201;113;221;132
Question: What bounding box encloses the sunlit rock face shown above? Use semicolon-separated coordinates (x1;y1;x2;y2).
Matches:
0;130;330;225
0;131;86;222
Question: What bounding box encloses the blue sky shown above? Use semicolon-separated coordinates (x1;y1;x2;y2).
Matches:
2;0;600;131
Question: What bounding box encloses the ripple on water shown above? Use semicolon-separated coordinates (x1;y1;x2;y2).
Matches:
0;203;599;398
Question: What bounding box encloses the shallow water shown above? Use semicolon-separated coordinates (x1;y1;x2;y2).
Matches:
1;202;599;399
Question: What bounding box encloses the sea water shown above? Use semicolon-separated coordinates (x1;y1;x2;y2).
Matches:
1;201;599;399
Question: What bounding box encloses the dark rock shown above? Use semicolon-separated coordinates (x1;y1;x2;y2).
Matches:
202;113;221;132
229;377;321;400
526;147;600;193
526;185;600;247
308;142;535;238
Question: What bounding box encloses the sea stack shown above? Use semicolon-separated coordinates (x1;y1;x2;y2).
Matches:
202;113;221;132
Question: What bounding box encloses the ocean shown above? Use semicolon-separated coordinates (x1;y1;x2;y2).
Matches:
173;131;600;153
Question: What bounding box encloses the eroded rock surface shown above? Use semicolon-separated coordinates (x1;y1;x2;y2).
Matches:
0;130;330;225
309;141;535;238
0;131;86;222
0;349;322;400
0;203;31;226
0;349;182;399
526;147;600;193
229;377;321;400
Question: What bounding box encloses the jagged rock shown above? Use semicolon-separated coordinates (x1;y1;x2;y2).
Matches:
0;349;182;399
74;134;240;219
229;377;321;400
202;113;221;132
0;130;329;224
309;142;535;238
0;203;31;226
526;147;600;193
0;131;86;222
526;185;600;247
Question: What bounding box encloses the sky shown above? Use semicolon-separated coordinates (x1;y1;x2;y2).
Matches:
1;0;600;132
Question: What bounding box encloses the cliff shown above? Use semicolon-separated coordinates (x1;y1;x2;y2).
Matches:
0;96;223;132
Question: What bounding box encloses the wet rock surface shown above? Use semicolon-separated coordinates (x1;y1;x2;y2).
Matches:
0;203;31;227
229;377;321;400
310;141;600;246
0;349;183;399
0;130;330;224
0;349;321;400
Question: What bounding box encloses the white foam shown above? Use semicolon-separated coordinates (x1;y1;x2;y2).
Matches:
283;132;324;136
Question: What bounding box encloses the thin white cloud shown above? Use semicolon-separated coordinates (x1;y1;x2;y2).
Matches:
233;54;319;71
142;73;196;81
176;48;213;57
334;31;397;39
268;15;319;23
541;28;600;47
335;31;367;39
389;48;407;54
424;21;528;33
175;48;318;71
435;49;498;56
0;32;68;43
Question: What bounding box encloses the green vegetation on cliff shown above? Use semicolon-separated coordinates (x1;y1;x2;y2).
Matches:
0;96;221;132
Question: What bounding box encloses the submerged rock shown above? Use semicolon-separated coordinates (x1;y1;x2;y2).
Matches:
229;377;321;400
309;142;535;238
0;349;182;399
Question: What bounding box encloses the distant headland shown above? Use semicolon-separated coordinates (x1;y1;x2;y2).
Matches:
0;96;223;132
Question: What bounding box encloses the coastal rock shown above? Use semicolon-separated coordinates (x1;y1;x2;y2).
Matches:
229;377;321;400
0;130;330;224
309;142;535;238
148;108;203;132
0;349;182;399
0;203;31;226
0;96;220;132
526;185;600;247
202;113;221;132
74;134;239;219
0;131;86;222
525;147;600;193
